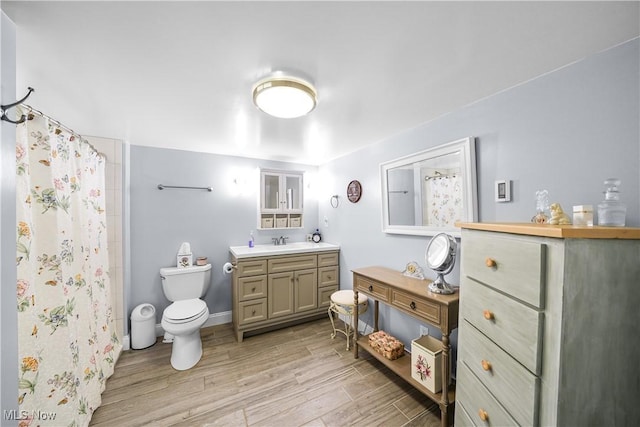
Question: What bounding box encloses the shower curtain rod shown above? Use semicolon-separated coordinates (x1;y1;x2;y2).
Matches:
425;172;458;181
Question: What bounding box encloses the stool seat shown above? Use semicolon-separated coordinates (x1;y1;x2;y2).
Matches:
328;290;368;350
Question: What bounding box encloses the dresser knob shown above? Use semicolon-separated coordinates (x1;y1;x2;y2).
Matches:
483;309;495;320
478;409;489;422
369;285;373;292
481;359;492;371
410;301;417;310
485;257;496;268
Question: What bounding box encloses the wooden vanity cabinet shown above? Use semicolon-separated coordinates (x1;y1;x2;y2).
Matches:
232;250;339;342
455;223;640;427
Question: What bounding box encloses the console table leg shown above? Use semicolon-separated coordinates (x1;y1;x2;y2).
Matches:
441;332;450;427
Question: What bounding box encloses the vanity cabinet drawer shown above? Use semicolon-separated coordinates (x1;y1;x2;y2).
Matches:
238;299;267;325
463;231;546;308
318;266;339;287
391;289;440;325
318;251;339;267
238;276;267;301
461;281;543;375
236;259;268;276
355;275;389;302
457;363;518;427
460;320;539;426
318;284;339;308
268;254;317;273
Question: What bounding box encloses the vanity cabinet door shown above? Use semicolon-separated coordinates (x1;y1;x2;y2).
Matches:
268;272;294;318
294;268;317;313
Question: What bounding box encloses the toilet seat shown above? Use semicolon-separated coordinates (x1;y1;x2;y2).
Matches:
163;299;207;324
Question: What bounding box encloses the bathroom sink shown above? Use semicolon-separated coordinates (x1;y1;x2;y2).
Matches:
229;241;340;258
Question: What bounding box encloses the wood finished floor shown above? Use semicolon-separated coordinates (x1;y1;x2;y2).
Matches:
90;317;441;427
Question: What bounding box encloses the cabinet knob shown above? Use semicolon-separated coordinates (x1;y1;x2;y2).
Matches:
252;310;256;316
410;301;417;310
481;359;492;371
485;257;496;268
251;287;256;292
327;275;332;280
483;309;495;321
478;409;489;422
368;285;373;292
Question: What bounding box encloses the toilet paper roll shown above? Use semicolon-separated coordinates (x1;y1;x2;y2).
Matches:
223;262;234;274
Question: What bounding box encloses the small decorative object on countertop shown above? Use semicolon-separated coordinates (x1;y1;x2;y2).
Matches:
531;189;550;223
598;178;626;226
548;203;571;225
369;330;404;360
573;205;594;226
402;261;425;279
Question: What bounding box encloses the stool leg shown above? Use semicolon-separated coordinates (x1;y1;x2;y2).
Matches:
328;305;338;340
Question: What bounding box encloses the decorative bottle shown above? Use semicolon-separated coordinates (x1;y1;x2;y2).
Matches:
597;178;626;227
248;230;255;248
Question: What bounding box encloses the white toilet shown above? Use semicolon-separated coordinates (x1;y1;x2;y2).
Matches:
160;263;211;370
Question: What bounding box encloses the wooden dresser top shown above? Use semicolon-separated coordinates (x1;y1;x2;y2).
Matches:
458;222;640;239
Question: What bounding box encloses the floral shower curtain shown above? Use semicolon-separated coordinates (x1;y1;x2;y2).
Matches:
424;175;463;227
15;111;121;426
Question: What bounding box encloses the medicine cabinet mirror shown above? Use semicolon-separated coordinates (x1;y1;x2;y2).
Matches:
380;136;477;237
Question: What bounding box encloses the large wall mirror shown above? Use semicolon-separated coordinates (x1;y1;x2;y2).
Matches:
380;136;477;237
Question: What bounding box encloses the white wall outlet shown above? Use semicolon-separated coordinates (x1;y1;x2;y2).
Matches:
420;326;429;336
306;234;312;242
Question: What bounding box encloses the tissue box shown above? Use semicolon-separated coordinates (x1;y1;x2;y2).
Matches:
411;335;442;393
368;331;404;360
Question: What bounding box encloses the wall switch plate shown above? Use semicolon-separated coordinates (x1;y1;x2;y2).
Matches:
420;326;429;336
306;234;312;242
495;179;511;202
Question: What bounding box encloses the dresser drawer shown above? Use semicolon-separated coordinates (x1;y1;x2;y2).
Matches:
318;266;339;287
461;280;543;375
236;259;268;276
318;251;339;267
354;275;389;302
456;363;518;427
460;320;539;426
268;254;317;273
463;231;546;308
238;299;267;325
391;289;441;326
238;275;267;301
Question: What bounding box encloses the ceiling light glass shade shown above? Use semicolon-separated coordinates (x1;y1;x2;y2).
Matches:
253;76;317;118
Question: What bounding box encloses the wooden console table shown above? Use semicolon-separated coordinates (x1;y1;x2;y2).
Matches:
352;266;459;427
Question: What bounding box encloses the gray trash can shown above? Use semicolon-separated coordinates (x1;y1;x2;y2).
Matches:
131;303;156;349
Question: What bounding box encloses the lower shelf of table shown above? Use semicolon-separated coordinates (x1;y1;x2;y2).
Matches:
355;335;456;406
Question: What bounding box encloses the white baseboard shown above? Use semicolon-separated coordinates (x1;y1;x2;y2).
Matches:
124;311;232;351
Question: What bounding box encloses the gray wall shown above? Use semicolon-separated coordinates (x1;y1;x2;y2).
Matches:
129;147;319;323
318;38;639;350
1;10;18;424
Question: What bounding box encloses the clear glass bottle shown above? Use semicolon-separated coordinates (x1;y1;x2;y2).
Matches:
597;179;626;227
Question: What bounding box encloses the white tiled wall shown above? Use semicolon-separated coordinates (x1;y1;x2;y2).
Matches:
85;136;124;344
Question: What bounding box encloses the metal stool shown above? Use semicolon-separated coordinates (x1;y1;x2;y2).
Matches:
328;290;368;350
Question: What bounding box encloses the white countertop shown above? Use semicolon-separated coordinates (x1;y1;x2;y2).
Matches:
230;242;340;258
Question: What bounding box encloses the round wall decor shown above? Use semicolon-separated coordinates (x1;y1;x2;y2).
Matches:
347;180;362;203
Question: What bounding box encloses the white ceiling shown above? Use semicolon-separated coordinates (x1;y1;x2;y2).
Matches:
3;1;639;165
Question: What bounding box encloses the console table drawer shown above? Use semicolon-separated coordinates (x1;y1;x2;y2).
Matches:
391;289;440;325
463;231;545;308
460;320;539;426
354;275;389;302
238;299;267;325
238;275;267;301
457;363;518;427
462;280;543;375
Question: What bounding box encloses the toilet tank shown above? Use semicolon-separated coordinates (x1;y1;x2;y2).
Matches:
160;264;212;301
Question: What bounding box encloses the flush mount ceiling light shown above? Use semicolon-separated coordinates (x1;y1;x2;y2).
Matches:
252;75;317;118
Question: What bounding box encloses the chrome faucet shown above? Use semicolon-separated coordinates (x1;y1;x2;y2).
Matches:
279;236;288;245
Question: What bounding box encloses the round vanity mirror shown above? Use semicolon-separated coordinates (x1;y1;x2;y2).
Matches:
425;233;457;294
